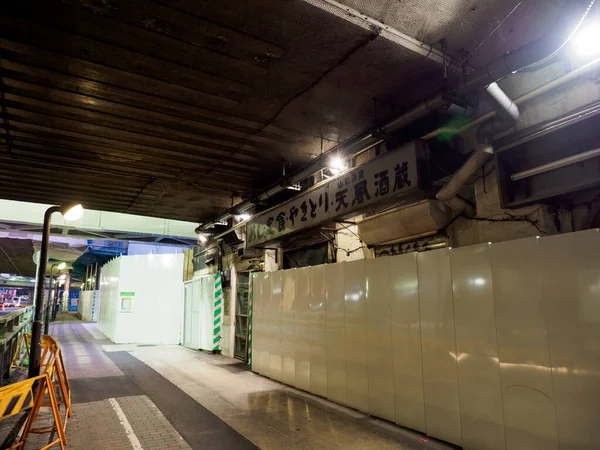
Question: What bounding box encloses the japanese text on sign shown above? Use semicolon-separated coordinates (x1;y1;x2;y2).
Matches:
246;143;419;247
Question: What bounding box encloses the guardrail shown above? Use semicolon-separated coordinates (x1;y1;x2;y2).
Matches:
0;307;33;386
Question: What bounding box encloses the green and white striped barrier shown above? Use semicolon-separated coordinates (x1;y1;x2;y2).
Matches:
91;291;97;321
248;273;254;370
213;274;224;352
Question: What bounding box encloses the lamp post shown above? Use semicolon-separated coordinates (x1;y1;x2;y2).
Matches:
44;261;66;335
29;203;83;379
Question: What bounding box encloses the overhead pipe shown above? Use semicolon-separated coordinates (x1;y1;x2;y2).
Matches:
511;146;600;181
422;56;600;141
436;83;520;211
202;0;596;230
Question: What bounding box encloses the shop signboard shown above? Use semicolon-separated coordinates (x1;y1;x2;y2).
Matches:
246;142;422;248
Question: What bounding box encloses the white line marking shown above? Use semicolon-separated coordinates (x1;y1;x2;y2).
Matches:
109;397;143;450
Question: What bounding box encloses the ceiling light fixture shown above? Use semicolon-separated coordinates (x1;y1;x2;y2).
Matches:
57;262;67;270
329;156;347;175
571;23;600;59
62;203;84;221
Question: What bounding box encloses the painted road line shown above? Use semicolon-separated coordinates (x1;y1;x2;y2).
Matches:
109;397;143;450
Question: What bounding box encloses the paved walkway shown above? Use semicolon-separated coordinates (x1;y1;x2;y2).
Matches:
2;314;455;449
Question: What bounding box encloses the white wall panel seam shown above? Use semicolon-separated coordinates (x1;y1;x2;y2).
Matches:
414;255;428;434
388;257;397;423
447;251;464;444
538;236;562;447
488;243;509;450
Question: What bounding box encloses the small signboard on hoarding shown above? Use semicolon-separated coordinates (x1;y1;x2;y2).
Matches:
246;141;426;248
119;291;135;312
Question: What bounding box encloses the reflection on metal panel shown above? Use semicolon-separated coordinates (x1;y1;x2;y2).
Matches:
281;270;296;386
259;274;272;378
309;265;328;398
451;244;505;450
251;274;263;375
269;272;283;382
418;249;462;446
344;259;369;413
490;237;559;450
295;267;311;392
389;252;425;432
325;263;347;405
250;229;600;450
366;256;395;421
539;229;600;450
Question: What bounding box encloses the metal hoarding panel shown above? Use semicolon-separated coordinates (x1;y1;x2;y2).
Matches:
325;262;347;405
259;273;272;378
269;271;283;382
451;244;505;450
294;267;312;392
417;249;462;446
281;269;296;386
389;252;425;432
344;259;369;413
251;274;263;374
366;256;395;422
490;237;559;450
309;264;328;398
539;229;600;449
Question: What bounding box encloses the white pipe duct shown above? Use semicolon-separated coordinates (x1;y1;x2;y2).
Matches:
436;83;520;210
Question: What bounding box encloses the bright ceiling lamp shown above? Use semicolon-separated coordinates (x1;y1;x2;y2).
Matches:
57;262;67;270
329;156;347;175
571;21;600;59
62;203;84;221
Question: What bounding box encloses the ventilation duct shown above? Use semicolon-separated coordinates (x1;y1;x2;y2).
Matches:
436;82;520;211
356;200;451;246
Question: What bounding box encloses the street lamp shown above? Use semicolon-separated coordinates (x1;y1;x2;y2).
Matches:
29;203;83;378
44;261;66;335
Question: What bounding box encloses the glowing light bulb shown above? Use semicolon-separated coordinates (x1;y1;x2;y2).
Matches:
63;204;84;221
571;23;600;59
329;156;347;175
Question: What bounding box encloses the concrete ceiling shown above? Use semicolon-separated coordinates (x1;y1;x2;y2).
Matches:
0;237;35;276
0;236;86;276
0;0;563;223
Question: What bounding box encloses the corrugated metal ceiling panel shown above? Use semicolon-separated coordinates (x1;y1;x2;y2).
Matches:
0;0;562;222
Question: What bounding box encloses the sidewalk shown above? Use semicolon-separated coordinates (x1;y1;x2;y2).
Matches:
2;314;454;449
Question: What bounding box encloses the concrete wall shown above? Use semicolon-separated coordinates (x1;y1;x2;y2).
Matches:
252;229;600;450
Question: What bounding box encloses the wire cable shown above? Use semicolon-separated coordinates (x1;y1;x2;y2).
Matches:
450;1;524;76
